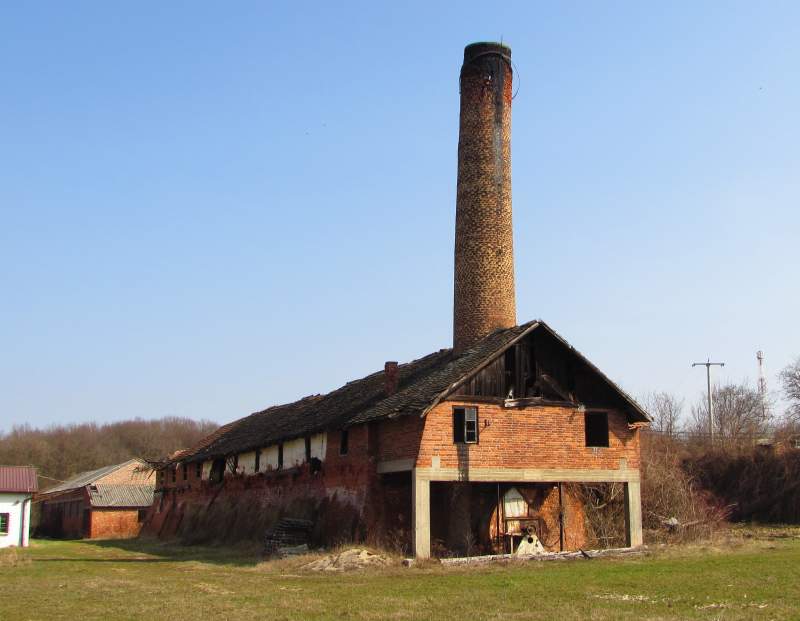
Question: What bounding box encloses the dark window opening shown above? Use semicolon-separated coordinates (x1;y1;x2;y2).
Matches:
305;436;312;462
340;430;349;455
209;458;225;484
195;462;202;478
0;513;9;535
453;407;478;444
182;463;188;481
171;467;176;483
278;444;284;469
585;412;609;447
137;509;147;522
255;449;261;472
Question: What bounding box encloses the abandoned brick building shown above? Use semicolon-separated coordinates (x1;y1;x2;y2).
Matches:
149;42;649;558
38;459;155;540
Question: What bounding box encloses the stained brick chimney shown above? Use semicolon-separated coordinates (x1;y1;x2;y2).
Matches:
453;42;517;354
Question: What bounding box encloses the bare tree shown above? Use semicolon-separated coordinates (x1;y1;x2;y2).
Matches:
690;382;769;445
641;392;684;436
780;357;800;423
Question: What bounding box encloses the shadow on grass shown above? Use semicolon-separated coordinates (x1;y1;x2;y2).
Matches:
49;537;265;568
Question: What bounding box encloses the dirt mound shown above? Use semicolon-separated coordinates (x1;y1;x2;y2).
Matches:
304;548;393;572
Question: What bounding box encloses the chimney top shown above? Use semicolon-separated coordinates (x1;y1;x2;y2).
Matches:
463;42;511;63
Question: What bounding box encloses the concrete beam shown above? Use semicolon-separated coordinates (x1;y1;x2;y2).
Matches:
624;480;643;547
414;466;640;484
412;469;430;559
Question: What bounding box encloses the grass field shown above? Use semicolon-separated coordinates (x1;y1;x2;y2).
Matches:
1;528;799;620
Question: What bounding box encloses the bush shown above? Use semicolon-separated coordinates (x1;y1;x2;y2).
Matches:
684;448;800;523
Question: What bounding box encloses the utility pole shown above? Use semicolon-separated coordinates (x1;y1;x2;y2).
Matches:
756;350;768;421
692;359;725;444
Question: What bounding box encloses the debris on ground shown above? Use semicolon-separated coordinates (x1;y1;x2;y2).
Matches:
303;548;393;572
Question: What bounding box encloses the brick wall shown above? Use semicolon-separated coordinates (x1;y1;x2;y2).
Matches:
89;508;144;539
374;415;424;462
453;42;516;352
418;400;640;470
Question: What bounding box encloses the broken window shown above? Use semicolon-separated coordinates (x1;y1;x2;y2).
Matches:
585;412;609;447
209;458;225;484
453;407;479;444
340;430;349;455
0;513;8;535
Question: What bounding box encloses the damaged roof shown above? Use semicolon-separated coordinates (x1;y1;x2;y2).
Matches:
39;459;150;497
172;320;648;466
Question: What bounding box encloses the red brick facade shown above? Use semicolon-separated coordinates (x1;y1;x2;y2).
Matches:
149;401;642;554
419;401;640;470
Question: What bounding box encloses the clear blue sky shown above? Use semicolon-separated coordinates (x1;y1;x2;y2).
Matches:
2;1;798;431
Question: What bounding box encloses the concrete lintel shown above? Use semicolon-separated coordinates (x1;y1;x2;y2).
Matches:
376;458;415;474
414;466;640;484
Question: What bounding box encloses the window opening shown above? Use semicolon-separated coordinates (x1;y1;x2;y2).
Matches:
453;407;479;444
585;412;609;447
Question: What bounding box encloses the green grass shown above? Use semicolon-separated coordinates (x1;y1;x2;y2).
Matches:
1;528;799;620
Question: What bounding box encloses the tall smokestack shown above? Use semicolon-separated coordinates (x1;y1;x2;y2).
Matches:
453;42;516;353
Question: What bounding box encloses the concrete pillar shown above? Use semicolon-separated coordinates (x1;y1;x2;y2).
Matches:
624;480;643;547
412;470;430;558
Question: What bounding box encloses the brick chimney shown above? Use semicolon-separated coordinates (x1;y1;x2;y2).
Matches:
384;361;399;396
453;42;516;354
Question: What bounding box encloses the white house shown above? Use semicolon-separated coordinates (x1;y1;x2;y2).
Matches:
0;466;38;548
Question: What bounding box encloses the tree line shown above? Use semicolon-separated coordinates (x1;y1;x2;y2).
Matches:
641;356;800;447
0;417;218;490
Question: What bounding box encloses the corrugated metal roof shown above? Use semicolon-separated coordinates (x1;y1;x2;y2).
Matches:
0;465;38;493
40;459;146;495
88;484;154;508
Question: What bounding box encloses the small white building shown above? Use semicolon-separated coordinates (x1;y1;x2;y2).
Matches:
0;466;38;548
